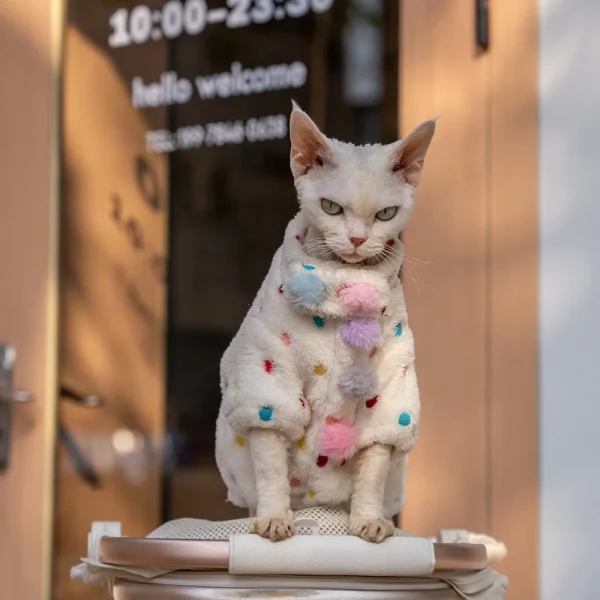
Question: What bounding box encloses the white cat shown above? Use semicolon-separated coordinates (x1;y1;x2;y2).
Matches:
216;104;436;543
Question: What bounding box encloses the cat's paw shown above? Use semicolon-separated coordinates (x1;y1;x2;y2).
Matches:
250;514;295;542
350;516;395;543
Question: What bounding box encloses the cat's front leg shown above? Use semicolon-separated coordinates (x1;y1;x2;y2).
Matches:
248;428;294;542
350;443;396;543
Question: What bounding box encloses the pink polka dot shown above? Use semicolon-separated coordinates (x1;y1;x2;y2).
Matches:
290;477;301;488
281;332;291;346
369;347;378;358
264;360;273;374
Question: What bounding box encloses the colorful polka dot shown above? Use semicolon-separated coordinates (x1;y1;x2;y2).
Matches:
395;322;403;336
290;477;301;488
302;264;316;271
317;455;329;468
232;384;240;396
235;435;245;448
259;406;274;421
313;315;326;329
278;284;284;294
298;437;306;450
326;416;339;424
398;412;411;426
386;239;396;246
314;363;327;376
366;396;379;408
395;460;403;470
341;459;347;467
308;489;316;498
369;347;378;358
299;396;305;408
381;306;387;315
281;333;291;346
264;360;274;374
295;234;301;241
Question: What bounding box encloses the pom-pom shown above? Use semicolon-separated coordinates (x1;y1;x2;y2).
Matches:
288;273;325;310
320;419;358;459
338;283;379;314
340;317;381;349
338;364;378;399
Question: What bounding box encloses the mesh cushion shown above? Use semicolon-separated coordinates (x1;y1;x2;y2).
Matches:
148;507;407;540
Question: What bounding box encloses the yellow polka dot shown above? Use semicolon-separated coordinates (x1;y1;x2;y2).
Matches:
232;384;240;396
395;460;403;470
235;436;245;448
314;363;327;376
297;437;306;450
308;489;316;498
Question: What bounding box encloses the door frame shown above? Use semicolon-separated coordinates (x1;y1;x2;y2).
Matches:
0;0;63;598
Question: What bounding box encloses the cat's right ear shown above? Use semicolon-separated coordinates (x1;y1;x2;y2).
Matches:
289;102;332;179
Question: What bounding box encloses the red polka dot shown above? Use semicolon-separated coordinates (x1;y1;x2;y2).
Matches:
259;306;264;312
366;396;379;408
281;333;291;346
299;396;305;408
341;459;347;467
290;477;301;488
317;455;328;468
264;360;274;374
369;347;377;358
295;234;301;241
278;285;284;294
386;239;396;246
381;306;386;315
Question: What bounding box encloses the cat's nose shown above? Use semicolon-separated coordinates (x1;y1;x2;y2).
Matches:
349;236;367;248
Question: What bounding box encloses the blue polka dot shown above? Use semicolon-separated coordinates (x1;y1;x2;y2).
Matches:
259;406;273;422
313;316;326;329
302;264;316;271
395;322;403;337
398;412;411;427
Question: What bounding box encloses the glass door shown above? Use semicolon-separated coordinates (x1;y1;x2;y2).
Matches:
55;1;398;597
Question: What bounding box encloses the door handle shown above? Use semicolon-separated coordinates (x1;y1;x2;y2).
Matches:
0;344;33;473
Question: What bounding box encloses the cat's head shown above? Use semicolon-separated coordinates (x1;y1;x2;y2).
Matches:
289;103;436;264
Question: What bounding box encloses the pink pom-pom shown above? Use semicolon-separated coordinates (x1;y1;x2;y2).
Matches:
340;317;381;349
338;283;379;314
320;419;357;459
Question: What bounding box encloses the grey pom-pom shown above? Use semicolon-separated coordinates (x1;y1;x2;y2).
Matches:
338;365;378;399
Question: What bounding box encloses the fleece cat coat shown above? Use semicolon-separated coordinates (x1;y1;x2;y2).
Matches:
216;213;420;518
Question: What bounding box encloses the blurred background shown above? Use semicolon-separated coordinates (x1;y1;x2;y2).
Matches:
0;0;597;599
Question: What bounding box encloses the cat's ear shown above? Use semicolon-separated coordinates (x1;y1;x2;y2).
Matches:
391;118;438;186
289;102;332;179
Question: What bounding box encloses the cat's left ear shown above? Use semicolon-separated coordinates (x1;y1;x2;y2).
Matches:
289;102;332;179
391;118;438;187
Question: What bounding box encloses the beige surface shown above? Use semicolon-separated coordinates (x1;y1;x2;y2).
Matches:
0;0;60;599
400;1;539;598
489;1;539;598
400;0;489;535
53;17;168;600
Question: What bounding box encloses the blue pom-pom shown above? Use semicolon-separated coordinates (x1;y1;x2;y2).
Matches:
259;406;273;422
398;412;411;427
287;273;325;310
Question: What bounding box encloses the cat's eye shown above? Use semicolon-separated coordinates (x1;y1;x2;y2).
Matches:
321;198;343;215
375;206;399;221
